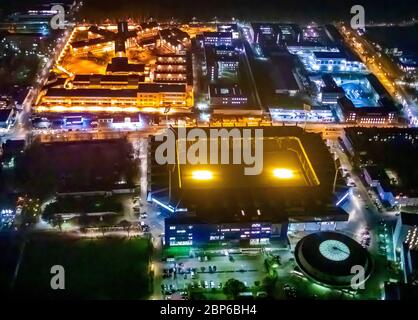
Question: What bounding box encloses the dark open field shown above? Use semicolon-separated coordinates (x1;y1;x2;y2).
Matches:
1;234;152;299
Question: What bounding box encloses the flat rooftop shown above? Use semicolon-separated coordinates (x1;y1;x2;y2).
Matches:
150;126;341;223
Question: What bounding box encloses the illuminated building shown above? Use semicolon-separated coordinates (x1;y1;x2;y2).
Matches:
204;45;239;81
397;54;418;73
295;232;372;287
37;83;190;112
0;5;71;36
149;126;348;246
0;108;15;129
249;23;302;46
217;23;239;39
138;21;159;37
336;74;399;124
208;84;248;106
165;217;273;246
70;38;115;57
157;28;190;54
70;21;138;56
202;32;233;47
362;164;418;207
154;54;192;85
137;83;189;108
69;74;146;89
393;213;418;284
106;57;148;75
309;51;366;72
319;74;345;104
342;128;418;207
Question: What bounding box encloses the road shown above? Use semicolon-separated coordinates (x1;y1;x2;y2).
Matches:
328;136;397;261
1;24;76;144
338;24;418;126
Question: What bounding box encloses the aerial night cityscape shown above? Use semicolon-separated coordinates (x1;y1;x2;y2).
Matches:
1;0;418;310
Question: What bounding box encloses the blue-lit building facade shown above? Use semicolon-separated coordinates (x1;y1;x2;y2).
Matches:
164;215;284;246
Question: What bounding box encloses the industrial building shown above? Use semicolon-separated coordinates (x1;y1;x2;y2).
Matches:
208;84;248;106
342;128;418;207
336;74;399;124
393;213;418;284
154;54;192;85
249;23;302;47
105;57;148;75
36;83;189;112
70;22;138;56
157;28;190;54
204;45;240;81
148;126;348;246
69;74;146;89
202;32;233;47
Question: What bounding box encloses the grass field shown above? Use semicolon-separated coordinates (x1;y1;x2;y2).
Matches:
10;235;151;299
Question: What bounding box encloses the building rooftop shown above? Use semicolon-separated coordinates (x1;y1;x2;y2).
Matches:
313;51;346;59
106;58;145;74
140;21;158;30
71;37;111;49
150;126;342;223
270;55;300;92
209;84;244;97
137;83;186;93
73;74;144;84
399;212;418;227
45;88;138;98
203;31;232;38
0;108;13;122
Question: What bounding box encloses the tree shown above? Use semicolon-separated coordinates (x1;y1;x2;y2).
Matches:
119;219;132;236
98;216;107;236
52;214;64;232
262;275;278;297
223;279;246;299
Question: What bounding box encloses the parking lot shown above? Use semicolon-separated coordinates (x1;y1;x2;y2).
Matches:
160;251;267;298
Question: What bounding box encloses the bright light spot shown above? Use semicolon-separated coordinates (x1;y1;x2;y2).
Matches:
192;170;213;180
273;168;294;179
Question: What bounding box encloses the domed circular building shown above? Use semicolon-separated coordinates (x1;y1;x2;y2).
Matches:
294;232;372;288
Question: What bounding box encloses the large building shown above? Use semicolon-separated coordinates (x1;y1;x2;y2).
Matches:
319;74;345;104
0;108;15;129
69;74;146;89
295;232;372;288
149;126;348;246
393;213;418;284
342;128;418;207
154;54;192;85
309;51;366;72
336;74;399;124
208;84;248;107
202;32;233;47
105;57;148;75
157;28;190;54
249;23;302;47
36;83;190;114
70;21;138;56
204;45;240;81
